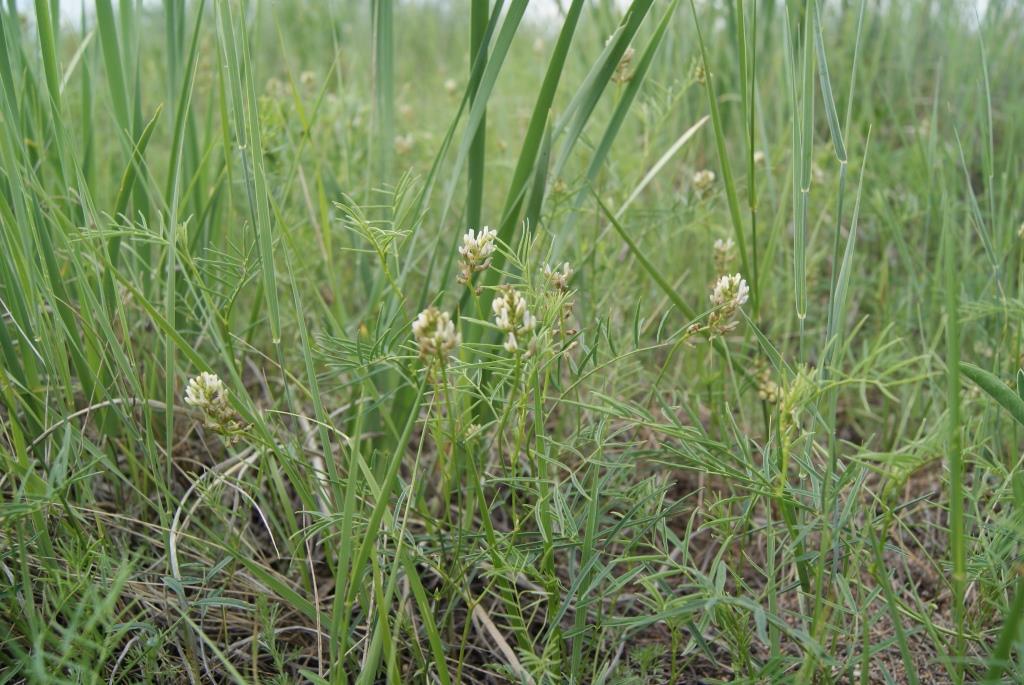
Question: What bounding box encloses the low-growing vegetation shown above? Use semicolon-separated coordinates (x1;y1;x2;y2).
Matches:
2;1;1023;683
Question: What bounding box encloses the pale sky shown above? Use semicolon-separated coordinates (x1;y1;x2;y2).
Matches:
14;0;993;31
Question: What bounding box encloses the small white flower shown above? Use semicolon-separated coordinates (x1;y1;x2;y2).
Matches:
753;150;766;165
412;307;460;362
444;78;458;95
693;169;716;195
458;227;497;285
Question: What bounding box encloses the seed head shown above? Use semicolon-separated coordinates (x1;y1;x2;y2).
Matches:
458;227;497;286
412;307;460;362
781;366;817;427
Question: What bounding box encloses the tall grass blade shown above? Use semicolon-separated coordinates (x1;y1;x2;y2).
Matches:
687;0;753;305
943;201;966;675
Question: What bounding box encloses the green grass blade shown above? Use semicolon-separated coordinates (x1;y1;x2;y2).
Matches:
960;362;1024;428
687;0;753;304
460;0;585;321
982;574;1024;684
214;0;281;343
94;0;130;133
557;0;679;248
812;0;846;164
550;0;654;181
466;0;488;231
33;0;61;111
401;553;452;685
944;201;966;675
372;0;395;183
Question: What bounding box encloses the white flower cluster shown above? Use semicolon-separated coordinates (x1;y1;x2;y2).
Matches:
185;372;229;416
394;134;414;155
613;46;635;84
457;227;497;286
542;262;574;292
492;286;536;353
756;363;780;404
693;169;716;195
713;238;735;276
185;372;244;438
711;273;749;309
690;60;706;85
604;35;635;84
707;273;749;336
412;306;460;362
